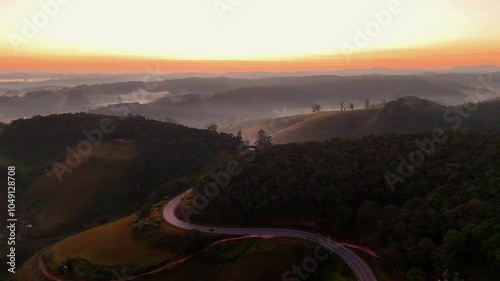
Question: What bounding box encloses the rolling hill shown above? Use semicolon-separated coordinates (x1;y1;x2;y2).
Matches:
0;113;246;280
91;76;469;128
237;98;500;143
2;73;479;127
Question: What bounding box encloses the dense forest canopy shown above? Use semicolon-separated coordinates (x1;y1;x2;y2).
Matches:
188;132;500;279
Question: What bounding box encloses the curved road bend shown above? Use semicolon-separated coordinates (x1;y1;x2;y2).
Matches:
162;190;376;281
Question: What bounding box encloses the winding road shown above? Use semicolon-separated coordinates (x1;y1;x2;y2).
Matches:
162;189;377;281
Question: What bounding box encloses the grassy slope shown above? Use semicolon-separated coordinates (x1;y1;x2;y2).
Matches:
242;99;500;144
240;109;380;144
15;206;356;281
1;144;138;280
49;215;174;267
13;214;177;281
271;109;379;143
5;218;370;281
23;142;137;238
239;114;307;141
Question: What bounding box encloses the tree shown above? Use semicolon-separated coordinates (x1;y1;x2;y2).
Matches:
255;129;272;148
444;230;467;254
137;202;152;219
349;102;354;110
364;98;370;109
236;131;243;142
207;123;218;132
340;101;344;111
356;200;381;234
311;104;321;113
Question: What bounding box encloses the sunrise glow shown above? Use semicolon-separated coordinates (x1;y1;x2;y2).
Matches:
1;0;499;72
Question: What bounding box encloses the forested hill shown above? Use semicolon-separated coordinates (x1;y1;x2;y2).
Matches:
373;97;500;134
0;113;241;214
190;132;500;280
0;112;244;203
0;113;243;237
0;113;241;165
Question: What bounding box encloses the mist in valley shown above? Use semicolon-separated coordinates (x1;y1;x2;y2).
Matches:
1;69;499;132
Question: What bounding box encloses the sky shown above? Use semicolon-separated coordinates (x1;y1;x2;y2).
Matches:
0;0;499;72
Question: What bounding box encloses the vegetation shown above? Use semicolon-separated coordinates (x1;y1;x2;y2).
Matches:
5;109;500;280
0;113;243;273
189;132;500;279
207;123;219;132
28;201;216;280
254;129;273;148
254;98;500;143
364;98;370;109
23;142;137;238
132;201;217;254
133;238;355;281
50;215;172;265
15;200;354;281
0;113;242;214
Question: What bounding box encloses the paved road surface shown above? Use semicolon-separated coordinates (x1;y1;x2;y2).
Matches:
162;189;377;281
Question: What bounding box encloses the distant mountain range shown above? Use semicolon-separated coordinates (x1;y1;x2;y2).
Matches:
1;71;499;126
2;65;498;81
89;75;473;127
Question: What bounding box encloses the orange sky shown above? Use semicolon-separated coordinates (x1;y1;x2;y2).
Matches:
1;43;499;73
1;1;499;73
